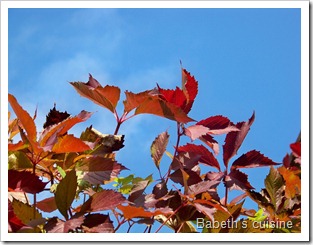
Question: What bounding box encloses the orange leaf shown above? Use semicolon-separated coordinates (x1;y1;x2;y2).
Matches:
39;110;92;148
8;141;27;151
70;75;120;113
52;134;91;153
117;205;173;219
123;90;152;113
278;166;301;199
135;96;194;123
8;94;37;143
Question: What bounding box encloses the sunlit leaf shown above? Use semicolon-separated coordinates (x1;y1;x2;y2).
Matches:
223;111;255;168
39;110;92;148
8;152;33;170
224;169;254;191
70;74;120;113
135;96;194;123
81;189;126;213
231;150;280;170
150;131;169;169
8;200;25;232
123;90;152;113
8;170;47;194
177;143;220;171
8;94;37;143
52;134;91;153
184;125;210;141
170;168;202;186
11;199;42;225
182;68;198;113
158;85;187;110
54;169;78;220
264;166;284;212
117;205;173;219
36;197;57;213
187;180;220;196
278;166;301;199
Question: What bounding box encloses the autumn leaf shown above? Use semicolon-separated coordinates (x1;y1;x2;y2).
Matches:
80;189;126;213
135;96;194;123
158;85;187;110
11;199;42;225
52;134;91;153
54;169;78;220
39;110;92;148
43;104;70;129
278;166;301;199
196;115;239;135
82;214;114;233
150;131;169;170
231;150;280;170
177;143;220;171
184;125;210;141
70;74;120;113
264;167;284;212
8;200;25;232
181;68;198;113
8;170;47;194
117;205;173;219
223;111;255;169
76;156;127;185
36;197;58;213
169;168;202;186
224;169;254;191
8;94;37;143
123;90;153;114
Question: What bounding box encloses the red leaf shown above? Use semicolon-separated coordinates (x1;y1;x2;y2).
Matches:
225;169;254;191
169;168;202;186
184;125;210;141
177;143;220;171
187;180;220;196
45;215;84;233
52;134;91;153
199;134;219;155
182;68;198;113
128;180;150;206
150;131;170;169
39;110;92;148
231;150;280;170
197;115;239;135
158;85;187;109
223;111;255;168
8;200;25;232
70;74;120;113
171;152;202;171
36;197;57;213
82;214;114;233
81;190;126;213
8;170;47;194
77;156;127;185
135;96;194;123
290;142;301;157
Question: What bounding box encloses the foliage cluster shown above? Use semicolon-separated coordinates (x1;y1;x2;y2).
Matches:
8;67;301;233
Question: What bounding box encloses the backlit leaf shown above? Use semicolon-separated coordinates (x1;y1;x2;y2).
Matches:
8;94;37;143
264;166;284;211
184;125;210;141
11;199;42;225
169;168;202;186
135;96;194;123
8;152;33;170
199;134;219;155
52;134;91;153
150;131;169;169
80;190;126;213
40;110;92;148
123;90;152;113
177;143;220;171
278;166;301;199
231;150;280;170
196;115;239;135
224;169;254;191
182;68;198;113
158;85;187;109
117;205;173;219
55;169;78;220
8;200;25;232
8;170;47;194
187;180;221;196
223;111;255;168
36;197;57;213
70;74;120;113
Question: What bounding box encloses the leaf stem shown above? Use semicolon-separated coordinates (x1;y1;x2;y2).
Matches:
155;203;184;233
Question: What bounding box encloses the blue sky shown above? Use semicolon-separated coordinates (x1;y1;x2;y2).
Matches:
8;7;301;232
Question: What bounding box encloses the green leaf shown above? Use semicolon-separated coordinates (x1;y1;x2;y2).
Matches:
54;169;78;220
248;208;267;222
57;166;66;178
11;199;42;225
264;166;284;212
150;131;169;170
8;152;33;170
